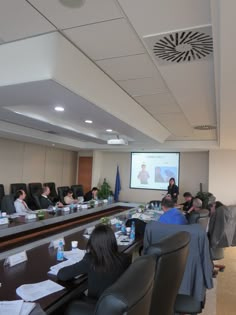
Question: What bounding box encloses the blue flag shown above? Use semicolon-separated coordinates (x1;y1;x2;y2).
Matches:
114;166;121;202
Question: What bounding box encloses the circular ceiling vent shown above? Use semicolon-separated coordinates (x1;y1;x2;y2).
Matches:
151;29;213;63
194;125;216;131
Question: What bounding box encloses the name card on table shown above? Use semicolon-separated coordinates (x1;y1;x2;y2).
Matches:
0;217;9;225
4;251;28;267
26;213;37;220
81;204;88;209
48;238;65;249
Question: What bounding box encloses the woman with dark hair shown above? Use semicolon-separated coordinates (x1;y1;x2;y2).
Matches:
57;224;131;299
167;177;179;203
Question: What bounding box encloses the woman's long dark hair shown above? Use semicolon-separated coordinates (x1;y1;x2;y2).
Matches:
86;224;121;272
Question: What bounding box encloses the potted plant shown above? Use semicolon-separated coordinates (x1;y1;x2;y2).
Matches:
98;178;113;199
195;191;214;209
100;216;111;225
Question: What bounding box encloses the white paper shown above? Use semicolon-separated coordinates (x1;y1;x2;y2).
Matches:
63;249;85;260
0;300;23;315
16;280;65;302
19;302;36;315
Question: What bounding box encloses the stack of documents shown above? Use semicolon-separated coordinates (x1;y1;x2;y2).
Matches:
0;300;35;315
48;249;85;276
16;280;64;302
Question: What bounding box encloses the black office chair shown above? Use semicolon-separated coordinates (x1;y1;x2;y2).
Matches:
28;183;43;210
125;218;147;238
0;184;5;205
146;231;190;315
65;255;156;315
58;186;70;204
10;183;27;195
44;182;59;202
28;182;43;198
1;194;16;214
148;200;161;209
71;184;84;199
144;222;213;314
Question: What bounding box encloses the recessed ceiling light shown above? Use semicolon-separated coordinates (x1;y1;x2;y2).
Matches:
194;125;216;130
85;120;93;124
54;106;64;112
106;129;113;132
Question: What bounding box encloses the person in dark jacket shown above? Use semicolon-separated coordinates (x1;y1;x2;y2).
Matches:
84;187;99;202
181;192;193;212
167;177;179;203
57;224;131;299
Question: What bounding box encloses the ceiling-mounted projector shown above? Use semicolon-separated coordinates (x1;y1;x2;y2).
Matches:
107;138;128;145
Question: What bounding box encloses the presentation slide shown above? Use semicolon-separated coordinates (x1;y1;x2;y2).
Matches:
130;152;179;190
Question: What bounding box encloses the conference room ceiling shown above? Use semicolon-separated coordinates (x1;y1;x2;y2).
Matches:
0;0;233;151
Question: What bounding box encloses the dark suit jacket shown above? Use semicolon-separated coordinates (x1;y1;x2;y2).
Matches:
84;191;93;202
39;195;53;209
144;222;213;302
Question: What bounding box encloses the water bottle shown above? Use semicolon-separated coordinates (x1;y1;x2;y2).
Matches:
121;223;126;234
57;241;64;261
130;221;135;241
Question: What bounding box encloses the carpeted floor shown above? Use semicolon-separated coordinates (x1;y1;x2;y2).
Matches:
201;247;236;315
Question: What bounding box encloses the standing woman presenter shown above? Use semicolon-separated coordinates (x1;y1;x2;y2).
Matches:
167;177;179;203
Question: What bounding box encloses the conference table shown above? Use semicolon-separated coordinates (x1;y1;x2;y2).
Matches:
0;202;143;314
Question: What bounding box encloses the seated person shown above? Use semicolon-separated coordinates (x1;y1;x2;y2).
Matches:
57;224;131;300
14;190;33;214
84;187;99;202
158;197;188;225
186;198;204;224
64;189;78;205
40;185;63;209
181;192;193;212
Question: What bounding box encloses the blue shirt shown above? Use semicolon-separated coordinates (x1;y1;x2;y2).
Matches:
158;207;188;225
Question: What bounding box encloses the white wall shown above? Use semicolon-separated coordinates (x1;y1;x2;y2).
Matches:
92;151;209;203
0;138;77;194
209;150;236;205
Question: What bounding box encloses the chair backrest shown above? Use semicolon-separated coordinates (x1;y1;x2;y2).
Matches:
58;186;70;203
44;182;58;201
28;183;43;197
71;184;84;198
149;200;161;209
144;222;213;303
10;183;27;195
146;232;190;315
126;218;147;238
32;194;42;210
1;194;16;214
0;184;5;204
197;209;210;231
95;255;156;315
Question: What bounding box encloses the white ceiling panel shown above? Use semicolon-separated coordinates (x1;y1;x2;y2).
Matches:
64;18;145;60
168;129;216;141
153;113;193;137
0;0;55;42
117;0;211;36
29;0;123;29
96;54;159;80
117;76;167;96
135;93;181;114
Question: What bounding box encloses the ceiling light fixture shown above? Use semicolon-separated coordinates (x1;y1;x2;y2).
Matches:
59;0;86;8
107;135;128;145
194;125;216;130
85;120;93;124
106;129;113;132
54;106;64;112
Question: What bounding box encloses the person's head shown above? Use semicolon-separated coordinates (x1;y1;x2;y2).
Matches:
169;177;175;186
15;189;26;200
66;189;73;197
86;224;119;271
192;198;202;211
209;200;224;215
183;192;192;202
141;164;146;170
161;197;175;211
91;187;98;198
42;185;50;196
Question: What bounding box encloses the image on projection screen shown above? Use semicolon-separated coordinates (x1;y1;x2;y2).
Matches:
130;152;180;190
